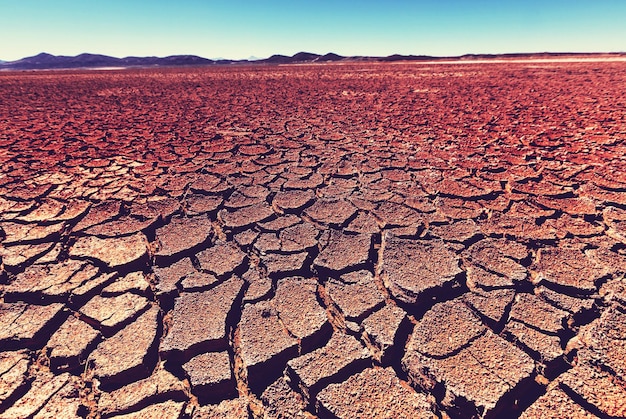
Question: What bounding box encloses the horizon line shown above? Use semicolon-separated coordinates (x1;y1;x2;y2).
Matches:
3;50;626;63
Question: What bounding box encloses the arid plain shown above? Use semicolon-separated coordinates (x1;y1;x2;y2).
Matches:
1;61;626;418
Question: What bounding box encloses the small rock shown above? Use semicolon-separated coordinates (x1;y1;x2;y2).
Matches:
279;222;319;253
153;258;195;297
0;372;70;419
274;277;331;351
272;190;315;212
287;332;370;402
509;293;569;334
47;315;100;372
5;260;99;302
161;277;243;359
102;272;151;296
533;247;608;293
520;384;598;419
183;352;235;402
191;398;249;419
0;351;30;409
381;234;461;305
242;266;272;303
106;400;185;419
154;216;212;262
558;362;626;418
410;299;486;357
98;365;186;417
463;288;516;326
327;271;384;321
32;376;82;419
180;271;220;291
372;201;423;227
88;306;160;387
80;293;150;335
219;203;274;229
504;320;563;364
466;238;527;282
362;305;409;363
314;230;372;273
260;252;308;278
70;233;148;268
238;301;298;393
196;242;247;278
0;302;65;349
316;367;437;419
305;199;357;226
261;377;308;419
403;330;535;417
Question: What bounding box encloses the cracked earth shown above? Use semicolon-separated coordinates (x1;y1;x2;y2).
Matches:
1;61;626;418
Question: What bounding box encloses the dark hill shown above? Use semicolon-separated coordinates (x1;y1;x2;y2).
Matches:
260;54;293;64
379;54;436;62
316;53;345;62
291;52;321;62
1;52;214;70
1;51;624;70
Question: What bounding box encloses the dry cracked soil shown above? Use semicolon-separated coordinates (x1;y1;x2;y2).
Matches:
1;61;626;418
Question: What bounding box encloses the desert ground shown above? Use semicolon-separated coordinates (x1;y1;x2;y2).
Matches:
1;61;625;418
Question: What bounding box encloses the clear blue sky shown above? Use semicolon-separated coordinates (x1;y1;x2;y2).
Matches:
1;0;625;61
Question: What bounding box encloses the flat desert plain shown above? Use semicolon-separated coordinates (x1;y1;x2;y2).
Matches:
1;61;626;418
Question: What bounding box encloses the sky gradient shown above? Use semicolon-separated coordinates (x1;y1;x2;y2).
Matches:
1;0;625;61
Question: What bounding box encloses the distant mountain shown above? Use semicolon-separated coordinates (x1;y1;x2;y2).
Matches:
2;52;116;69
125;55;214;66
260;54;292;64
316;53;345;62
261;51;316;64
258;52;349;64
379;54;436;62
0;51;348;70
0;52;214;70
291;52;321;62
1;51;623;71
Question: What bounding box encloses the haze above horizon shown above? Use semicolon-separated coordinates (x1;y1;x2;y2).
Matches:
1;0;625;62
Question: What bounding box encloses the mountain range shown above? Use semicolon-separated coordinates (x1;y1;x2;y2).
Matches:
1;51;624;70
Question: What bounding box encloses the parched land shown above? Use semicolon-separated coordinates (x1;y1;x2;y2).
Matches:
0;61;625;418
